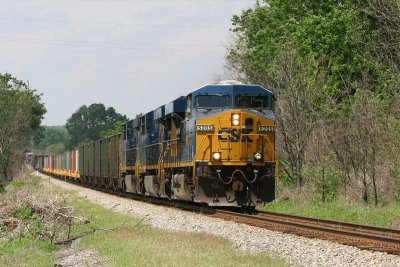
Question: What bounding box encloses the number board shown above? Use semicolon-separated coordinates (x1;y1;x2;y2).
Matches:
258;125;275;132
196;125;214;132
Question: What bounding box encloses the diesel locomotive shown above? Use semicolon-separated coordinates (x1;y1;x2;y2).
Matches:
37;81;276;208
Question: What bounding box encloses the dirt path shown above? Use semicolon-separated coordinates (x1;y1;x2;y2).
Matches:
54;238;105;267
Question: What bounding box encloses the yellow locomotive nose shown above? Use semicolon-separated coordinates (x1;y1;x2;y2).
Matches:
195;110;275;164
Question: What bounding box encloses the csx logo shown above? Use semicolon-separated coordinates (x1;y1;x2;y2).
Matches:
217;128;253;143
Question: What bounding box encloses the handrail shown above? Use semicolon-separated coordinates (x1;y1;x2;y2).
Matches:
192;134;212;161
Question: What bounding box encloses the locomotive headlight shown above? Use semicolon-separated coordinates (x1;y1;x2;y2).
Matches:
254;152;263;161
212;152;221;161
232;113;240;126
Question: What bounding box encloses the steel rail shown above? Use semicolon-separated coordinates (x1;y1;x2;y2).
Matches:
257;210;400;240
212;209;400;255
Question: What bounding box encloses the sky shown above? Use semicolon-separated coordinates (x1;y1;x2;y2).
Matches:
0;0;255;125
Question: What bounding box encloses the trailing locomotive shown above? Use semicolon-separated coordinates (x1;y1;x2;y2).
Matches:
38;81;276;208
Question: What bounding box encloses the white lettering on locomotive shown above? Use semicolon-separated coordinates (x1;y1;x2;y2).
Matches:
196;124;214;132
258;125;275;132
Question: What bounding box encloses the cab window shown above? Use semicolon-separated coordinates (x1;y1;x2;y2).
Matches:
235;95;269;109
195;95;232;109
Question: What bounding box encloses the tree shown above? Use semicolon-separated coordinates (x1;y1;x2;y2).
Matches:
307;120;337;203
366;0;400;71
66;103;127;148
262;46;328;190
0;73;46;189
328;85;398;205
227;0;390;97
100;120;124;139
32;126;70;153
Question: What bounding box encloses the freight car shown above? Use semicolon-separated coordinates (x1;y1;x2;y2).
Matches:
38;81;276;208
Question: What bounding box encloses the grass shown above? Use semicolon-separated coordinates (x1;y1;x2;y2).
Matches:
259;198;400;228
69;195;289;267
0;179;57;267
0;238;55;267
1;176;290;267
0;237;55;267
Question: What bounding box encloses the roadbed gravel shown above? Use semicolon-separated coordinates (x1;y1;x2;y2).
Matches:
38;173;400;267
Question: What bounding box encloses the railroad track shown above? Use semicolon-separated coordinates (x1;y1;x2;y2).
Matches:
44;173;400;255
211;209;400;255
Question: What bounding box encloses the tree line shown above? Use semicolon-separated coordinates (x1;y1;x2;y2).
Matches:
227;0;400;205
0;73;126;191
32;104;127;153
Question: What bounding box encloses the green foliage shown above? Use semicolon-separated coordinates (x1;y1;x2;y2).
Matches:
66;103;127;148
30;175;42;187
0;237;55;267
390;169;400;201
32;126;70;153
12;204;33;221
0;73;46;186
228;0;395;97
45;142;66;154
8;180;25;188
277;161;296;187
261;198;400;228
100;120;124;138
304;165;340;202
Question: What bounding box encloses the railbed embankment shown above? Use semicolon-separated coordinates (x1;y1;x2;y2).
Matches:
37;172;400;267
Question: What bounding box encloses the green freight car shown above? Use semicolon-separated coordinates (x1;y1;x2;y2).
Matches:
78;134;121;188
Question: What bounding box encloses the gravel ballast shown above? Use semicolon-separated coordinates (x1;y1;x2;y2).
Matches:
39;174;400;267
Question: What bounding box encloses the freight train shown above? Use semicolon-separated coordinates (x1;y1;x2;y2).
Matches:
34;81;276;208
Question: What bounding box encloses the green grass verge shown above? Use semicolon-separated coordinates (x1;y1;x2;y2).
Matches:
1;177;290;267
259;199;400;228
69;195;289;267
0;238;55;267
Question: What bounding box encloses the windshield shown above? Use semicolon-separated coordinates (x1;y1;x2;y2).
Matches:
235;94;269;109
195;95;232;109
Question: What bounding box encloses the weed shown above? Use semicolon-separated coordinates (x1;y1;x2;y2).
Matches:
11;204;33;220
